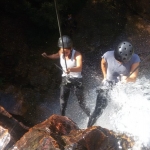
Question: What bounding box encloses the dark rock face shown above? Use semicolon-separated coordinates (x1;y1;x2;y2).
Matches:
124;0;150;21
10;114;134;150
62;126;119;150
0;88;28;116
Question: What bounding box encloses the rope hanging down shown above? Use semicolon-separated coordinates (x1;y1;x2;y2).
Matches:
54;0;68;71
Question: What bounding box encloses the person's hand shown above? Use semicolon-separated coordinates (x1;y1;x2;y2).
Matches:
102;78;110;86
102;78;107;84
66;68;71;74
120;75;127;83
41;52;48;58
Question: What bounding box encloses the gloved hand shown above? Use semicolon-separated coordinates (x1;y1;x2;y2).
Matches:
117;74;127;83
102;79;108;85
65;68;71;74
102;79;113;87
41;52;48;58
120;75;127;83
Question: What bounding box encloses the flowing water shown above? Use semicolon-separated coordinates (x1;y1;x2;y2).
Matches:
0;126;10;150
95;76;150;149
7;48;149;149
32;48;150;149
73;65;150;149
40;47;148;149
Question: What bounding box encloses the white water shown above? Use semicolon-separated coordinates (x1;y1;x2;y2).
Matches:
82;75;150;149
0;126;10;150
18;62;150;149
50;64;150;149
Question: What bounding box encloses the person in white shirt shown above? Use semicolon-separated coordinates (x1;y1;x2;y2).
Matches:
42;35;90;117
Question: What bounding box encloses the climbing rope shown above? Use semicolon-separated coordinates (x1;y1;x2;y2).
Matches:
54;0;68;71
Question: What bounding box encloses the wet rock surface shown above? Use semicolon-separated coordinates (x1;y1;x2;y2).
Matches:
0;106;29;149
10;114;134;150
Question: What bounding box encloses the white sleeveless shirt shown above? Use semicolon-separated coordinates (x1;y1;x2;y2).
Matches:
60;49;82;78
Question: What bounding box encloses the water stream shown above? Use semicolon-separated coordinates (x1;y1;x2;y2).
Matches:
94;76;150;149
24;44;149;150
73;65;150;149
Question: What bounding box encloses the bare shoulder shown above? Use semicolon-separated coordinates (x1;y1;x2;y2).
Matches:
101;58;106;63
75;50;82;57
58;49;62;56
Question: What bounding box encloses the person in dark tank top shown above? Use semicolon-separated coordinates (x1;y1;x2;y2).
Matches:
87;41;140;127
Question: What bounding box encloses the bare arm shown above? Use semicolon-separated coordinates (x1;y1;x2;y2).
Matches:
101;58;107;79
121;62;140;83
68;51;82;72
41;50;61;59
126;62;140;82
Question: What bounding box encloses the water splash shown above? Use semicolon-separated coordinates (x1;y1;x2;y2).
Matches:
93;76;150;149
0;126;10;150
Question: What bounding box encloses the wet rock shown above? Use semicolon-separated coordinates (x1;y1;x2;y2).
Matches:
10;114;79;150
0;106;29;149
63;126;119;150
10;114;134;150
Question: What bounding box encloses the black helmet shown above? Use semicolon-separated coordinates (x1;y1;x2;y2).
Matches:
114;41;134;63
58;35;73;48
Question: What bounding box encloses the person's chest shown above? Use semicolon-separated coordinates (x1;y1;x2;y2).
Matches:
61;58;76;68
107;59;130;75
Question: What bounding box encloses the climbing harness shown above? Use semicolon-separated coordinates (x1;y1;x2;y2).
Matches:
54;63;82;87
54;63;71;83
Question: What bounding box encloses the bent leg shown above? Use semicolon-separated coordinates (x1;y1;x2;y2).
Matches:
87;89;108;127
60;85;70;116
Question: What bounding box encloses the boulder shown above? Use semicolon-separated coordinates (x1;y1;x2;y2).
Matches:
10;114;134;150
0;106;29;149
